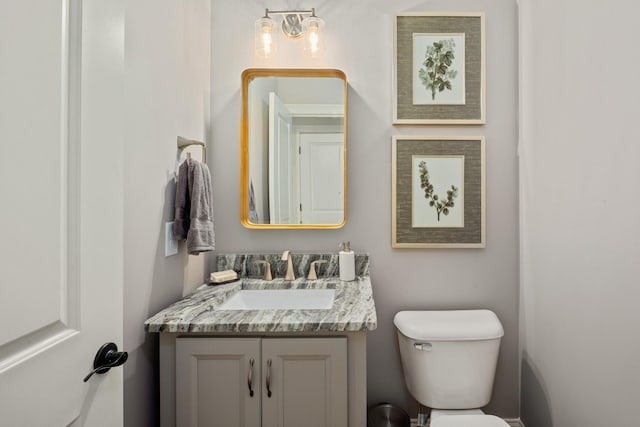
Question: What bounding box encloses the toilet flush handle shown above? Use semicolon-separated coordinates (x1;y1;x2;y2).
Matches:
414;342;432;351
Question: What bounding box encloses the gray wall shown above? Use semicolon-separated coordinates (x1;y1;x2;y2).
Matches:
123;1;211;426
211;0;519;418
519;0;640;426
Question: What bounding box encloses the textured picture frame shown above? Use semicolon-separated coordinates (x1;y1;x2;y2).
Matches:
393;13;485;124
392;136;485;248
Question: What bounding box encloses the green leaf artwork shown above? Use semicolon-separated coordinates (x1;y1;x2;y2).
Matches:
418;38;458;101
419;160;459;221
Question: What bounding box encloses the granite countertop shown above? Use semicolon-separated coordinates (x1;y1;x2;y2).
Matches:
144;276;377;333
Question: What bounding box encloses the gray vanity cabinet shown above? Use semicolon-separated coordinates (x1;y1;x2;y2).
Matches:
176;337;348;427
261;337;348;427
176;338;261;427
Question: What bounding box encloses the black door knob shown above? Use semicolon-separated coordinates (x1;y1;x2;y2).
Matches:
83;342;128;382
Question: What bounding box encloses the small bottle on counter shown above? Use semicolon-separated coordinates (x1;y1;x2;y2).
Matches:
339;241;355;281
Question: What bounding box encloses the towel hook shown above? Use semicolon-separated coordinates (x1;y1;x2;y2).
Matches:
177;136;207;163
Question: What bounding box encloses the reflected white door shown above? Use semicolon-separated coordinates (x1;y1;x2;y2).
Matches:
268;92;297;224
0;0;125;425
299;133;344;224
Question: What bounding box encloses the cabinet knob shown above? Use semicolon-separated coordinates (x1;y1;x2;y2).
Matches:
266;359;272;398
247;358;255;397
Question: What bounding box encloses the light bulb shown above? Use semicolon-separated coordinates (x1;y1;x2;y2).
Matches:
308;29;319;55
262;28;272;56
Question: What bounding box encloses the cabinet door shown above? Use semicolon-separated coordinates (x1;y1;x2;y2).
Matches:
176;338;261;427
262;337;348;427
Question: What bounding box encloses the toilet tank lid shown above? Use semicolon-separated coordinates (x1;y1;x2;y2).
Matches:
394;310;504;341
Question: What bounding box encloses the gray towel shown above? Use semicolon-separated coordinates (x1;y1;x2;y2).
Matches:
173;160;190;240
173;158;215;255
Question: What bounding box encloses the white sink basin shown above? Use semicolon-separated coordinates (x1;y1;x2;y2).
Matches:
217;289;335;310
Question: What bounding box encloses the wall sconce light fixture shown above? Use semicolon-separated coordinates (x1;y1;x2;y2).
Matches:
255;8;325;59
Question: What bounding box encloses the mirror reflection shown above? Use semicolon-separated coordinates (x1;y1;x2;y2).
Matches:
241;69;347;228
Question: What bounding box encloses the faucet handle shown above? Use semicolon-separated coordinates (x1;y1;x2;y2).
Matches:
254;260;272;281
308;260;328;280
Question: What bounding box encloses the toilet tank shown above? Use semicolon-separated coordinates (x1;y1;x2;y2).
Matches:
394;310;504;409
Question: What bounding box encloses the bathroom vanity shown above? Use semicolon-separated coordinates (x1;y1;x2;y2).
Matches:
145;253;377;427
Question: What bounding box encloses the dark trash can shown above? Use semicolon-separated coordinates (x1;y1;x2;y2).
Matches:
367;403;411;427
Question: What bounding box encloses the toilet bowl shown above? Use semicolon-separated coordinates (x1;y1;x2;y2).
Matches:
394;310;508;427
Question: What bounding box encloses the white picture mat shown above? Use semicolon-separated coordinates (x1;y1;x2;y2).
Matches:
411;155;465;228
412;33;466;105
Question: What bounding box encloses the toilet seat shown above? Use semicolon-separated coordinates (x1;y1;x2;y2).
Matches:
430;414;510;427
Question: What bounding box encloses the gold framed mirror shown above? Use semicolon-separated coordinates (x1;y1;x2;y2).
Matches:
241;68;347;229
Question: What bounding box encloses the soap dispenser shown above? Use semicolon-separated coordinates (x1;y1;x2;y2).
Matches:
339;241;355;281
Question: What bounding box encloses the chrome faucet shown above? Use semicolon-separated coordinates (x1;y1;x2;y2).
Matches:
281;250;296;280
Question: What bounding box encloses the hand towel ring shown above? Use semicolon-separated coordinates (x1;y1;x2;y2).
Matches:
177;136;207;163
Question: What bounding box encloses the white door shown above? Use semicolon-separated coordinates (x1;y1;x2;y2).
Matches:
268;92;297;224
0;1;125;425
299;133;345;224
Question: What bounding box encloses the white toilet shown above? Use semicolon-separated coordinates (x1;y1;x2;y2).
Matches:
394;310;508;427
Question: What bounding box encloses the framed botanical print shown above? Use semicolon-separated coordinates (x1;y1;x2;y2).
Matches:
393;13;485;124
392;136;485;248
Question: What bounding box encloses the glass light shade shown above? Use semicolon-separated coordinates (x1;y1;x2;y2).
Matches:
255;16;276;59
302;16;324;58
